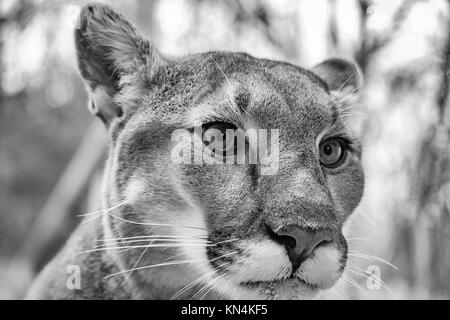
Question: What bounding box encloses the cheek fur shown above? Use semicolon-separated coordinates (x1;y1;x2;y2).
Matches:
327;163;364;218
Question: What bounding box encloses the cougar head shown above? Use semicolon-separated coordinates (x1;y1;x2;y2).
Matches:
75;4;364;299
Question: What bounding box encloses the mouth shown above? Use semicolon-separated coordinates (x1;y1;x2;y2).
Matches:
239;276;320;299
241;276;317;289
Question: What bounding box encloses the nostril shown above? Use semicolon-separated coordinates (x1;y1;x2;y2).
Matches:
266;224;297;249
276;235;297;250
266;225;297;248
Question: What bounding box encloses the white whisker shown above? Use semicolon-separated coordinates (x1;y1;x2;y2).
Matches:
212;238;240;245
346;265;392;294
208;53;232;88
107;251;236;283
347;251;399;269
334;73;355;95
78;243;212;255
94;238;210;248
170;257;234;300
199;274;227;300
341;274;363;291
191;272;227;300
103;259;208;280
341;113;369;118
107;211;207;230
78;199;130;217
345;237;371;242
97;235;208;242
122;239;155;285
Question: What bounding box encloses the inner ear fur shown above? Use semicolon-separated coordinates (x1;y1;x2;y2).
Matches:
311;58;363;94
75;3;161;124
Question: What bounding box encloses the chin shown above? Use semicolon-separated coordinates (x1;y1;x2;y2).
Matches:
213;276;323;300
242;277;322;300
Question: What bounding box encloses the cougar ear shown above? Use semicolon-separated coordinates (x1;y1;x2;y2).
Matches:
75;3;161;124
311;58;363;94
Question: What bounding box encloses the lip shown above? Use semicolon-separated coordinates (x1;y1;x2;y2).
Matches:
238;276;320;299
240;276;318;290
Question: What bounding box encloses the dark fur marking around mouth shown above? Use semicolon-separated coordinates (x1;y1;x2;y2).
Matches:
207;245;241;272
206;228;243;271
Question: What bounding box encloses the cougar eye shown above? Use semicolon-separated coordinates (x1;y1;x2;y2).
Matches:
202;121;237;155
319;138;347;168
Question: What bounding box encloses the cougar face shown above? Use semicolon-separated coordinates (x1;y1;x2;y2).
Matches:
76;4;364;299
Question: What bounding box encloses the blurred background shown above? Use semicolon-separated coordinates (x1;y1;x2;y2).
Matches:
0;0;449;299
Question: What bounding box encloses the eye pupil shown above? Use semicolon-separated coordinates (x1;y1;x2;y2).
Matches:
324;145;333;155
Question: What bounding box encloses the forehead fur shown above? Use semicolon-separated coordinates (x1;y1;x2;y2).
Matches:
112;52;338;139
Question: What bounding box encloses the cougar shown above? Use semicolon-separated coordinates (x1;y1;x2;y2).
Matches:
27;3;364;300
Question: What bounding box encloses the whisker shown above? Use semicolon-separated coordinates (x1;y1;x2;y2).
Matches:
170;270;217;300
341;110;369;115
191;272;227;300
345;237;371;242
211;238;240;245
334;73;356;95
78;243;212;255
346;265;392;294
78;199;130;217
122;239;154;285
92;237;239;251
97;235;208;242
79;200;208;231
199;274;227;300
94;238;210;248
84;235;240;255
163;251;188;262
107;211;207;230
347;251;399;270
208;53;232;88
341;113;369;118
339;87;361;104
107;251;236;284
81;237;241;255
93;237;239;249
82;213;104;224
114;247;136;254
103;259;208;280
340;103;360;112
341;274;363;291
170;257;234;300
347;261;392;291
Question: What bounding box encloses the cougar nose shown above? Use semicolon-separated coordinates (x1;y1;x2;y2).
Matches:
268;225;334;272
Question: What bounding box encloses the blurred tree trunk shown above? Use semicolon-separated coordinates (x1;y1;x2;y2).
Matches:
355;0;417;73
411;5;450;295
17;121;106;273
0;0;35;105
